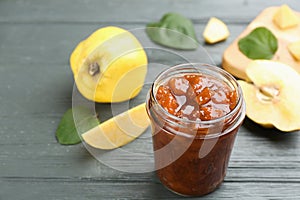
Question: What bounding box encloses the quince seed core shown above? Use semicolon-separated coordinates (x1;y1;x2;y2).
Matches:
89;62;100;76
257;85;280;102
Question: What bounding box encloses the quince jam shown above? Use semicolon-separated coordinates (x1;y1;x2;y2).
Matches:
156;74;237;121
147;66;245;197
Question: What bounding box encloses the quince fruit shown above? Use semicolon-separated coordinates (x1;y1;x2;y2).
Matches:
203;17;230;44
288;40;300;61
70;26;148;103
273;4;300;29
238;60;300;132
82;103;150;149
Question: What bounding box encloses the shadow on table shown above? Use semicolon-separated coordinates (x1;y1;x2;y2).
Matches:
242;117;299;145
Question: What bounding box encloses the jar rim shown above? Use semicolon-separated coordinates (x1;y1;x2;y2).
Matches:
150;63;245;127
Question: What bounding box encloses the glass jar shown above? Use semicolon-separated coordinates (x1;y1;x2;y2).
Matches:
146;63;245;196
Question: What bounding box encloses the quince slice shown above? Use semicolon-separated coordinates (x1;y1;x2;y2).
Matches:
273;4;300;29
288;40;300;61
82;103;150;149
203;17;230;44
238;60;300;132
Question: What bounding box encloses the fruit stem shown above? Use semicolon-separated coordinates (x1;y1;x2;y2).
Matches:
89;62;100;76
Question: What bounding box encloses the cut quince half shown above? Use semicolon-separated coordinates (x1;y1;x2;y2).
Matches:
203;17;230;44
82;103;150;149
70;26;148;103
273;4;300;29
238;60;300;132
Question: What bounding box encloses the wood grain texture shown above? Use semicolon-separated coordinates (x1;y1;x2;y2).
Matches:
0;0;299;23
0;0;300;199
2;180;300;200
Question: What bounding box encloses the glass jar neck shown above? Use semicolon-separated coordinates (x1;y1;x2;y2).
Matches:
147;63;245;139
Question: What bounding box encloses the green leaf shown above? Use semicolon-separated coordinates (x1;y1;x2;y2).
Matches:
55;107;100;145
238;27;278;60
146;12;198;50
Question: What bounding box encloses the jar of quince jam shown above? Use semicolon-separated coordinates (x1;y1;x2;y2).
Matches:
146;63;245;196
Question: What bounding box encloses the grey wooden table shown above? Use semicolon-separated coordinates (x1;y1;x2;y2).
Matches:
1;0;300;199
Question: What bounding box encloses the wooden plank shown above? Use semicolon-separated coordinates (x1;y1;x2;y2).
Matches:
0;23;246;66
1;110;300;178
0;0;299;23
2;179;300;199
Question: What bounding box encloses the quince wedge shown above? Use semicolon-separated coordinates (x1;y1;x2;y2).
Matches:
70;26;148;103
82;103;150;149
238;60;300;132
273;4;300;30
203;17;230;44
288;40;300;61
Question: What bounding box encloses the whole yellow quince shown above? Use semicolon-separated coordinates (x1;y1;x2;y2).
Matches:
70;26;148;102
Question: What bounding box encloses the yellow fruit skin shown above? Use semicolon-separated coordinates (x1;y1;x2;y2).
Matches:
70;26;148;103
82;103;150;149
